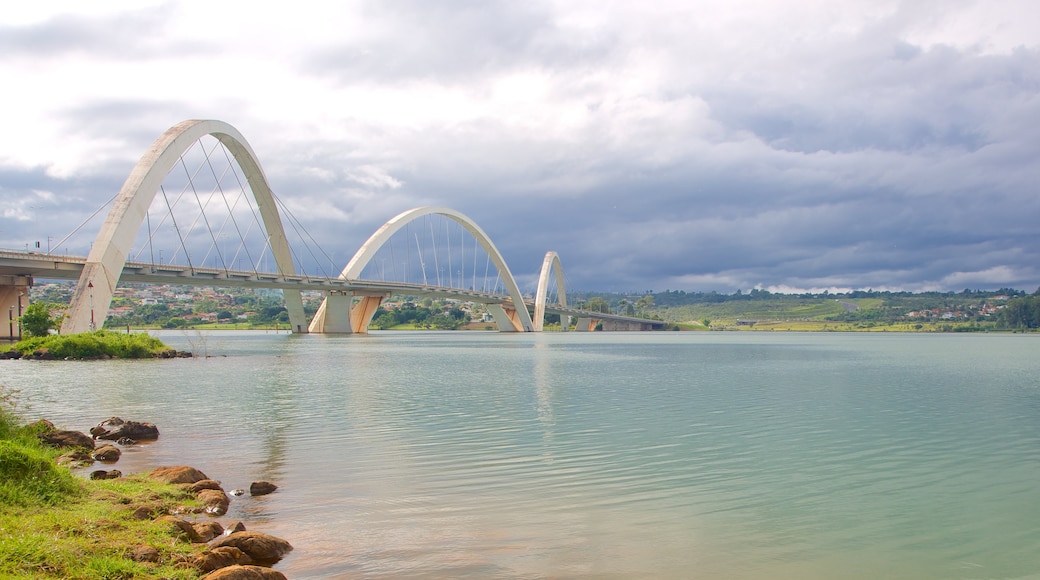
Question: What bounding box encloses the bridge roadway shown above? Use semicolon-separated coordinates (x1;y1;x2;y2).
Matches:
0;249;665;330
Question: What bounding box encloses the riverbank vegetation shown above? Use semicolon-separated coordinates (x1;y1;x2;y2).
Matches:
10;331;173;359
0;394;202;578
573;287;1040;332
28;281;1040;333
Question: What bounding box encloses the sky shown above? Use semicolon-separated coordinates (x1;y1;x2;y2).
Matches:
1;0;1038;294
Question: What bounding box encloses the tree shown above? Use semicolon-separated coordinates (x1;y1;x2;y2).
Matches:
20;302;62;337
585;296;610;313
635;294;655;315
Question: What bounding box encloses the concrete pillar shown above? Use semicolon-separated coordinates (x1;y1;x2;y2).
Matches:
0;276;30;340
350;293;388;334
486;304;522;332
318;292;354;334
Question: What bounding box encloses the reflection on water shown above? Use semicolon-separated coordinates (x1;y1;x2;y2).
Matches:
4;331;1040;579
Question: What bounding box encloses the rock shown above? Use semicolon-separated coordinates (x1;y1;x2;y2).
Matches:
150;466;209;484
56;450;94;468
40;429;95;450
249;481;277;496
130;505;159;520
158;515;203;543
26;418;55;431
193;521;225;543
89;469;122;480
1;349;21;359
197;489;230;516
90;417;160;441
116;437;137;446
229;489;246;497
32;349;55;360
131;545;160;563
194;546;254;572
190;479;225;494
224;521;247;535
91;444;121;462
210;532;293;564
201;565;287;580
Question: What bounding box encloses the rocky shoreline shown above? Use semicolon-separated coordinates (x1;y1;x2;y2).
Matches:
36;416;293;579
2;348;194;360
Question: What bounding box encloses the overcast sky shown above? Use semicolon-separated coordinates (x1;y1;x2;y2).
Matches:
2;1;1038;294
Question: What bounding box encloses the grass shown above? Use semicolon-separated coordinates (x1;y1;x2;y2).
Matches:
0;392;206;578
11;331;172;359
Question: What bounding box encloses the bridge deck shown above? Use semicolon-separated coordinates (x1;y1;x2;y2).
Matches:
0;249;665;328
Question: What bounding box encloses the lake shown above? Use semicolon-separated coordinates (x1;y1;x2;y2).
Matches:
4;331;1040;579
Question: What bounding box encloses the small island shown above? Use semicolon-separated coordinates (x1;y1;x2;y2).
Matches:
4;303;187;360
4;330;189;360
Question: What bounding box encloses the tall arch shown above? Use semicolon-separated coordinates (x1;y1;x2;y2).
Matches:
533;251;567;331
309;206;535;332
61;120;307;334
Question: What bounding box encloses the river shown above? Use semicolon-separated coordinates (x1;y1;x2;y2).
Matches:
4;331;1040;579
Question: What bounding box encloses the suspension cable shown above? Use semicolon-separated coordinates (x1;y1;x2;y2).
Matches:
48;191;120;255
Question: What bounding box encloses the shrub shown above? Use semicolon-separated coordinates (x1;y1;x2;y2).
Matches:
12;331;171;359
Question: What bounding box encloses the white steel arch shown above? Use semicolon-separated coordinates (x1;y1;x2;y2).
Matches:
533;251;568;331
61;120;308;334
310;206;535;332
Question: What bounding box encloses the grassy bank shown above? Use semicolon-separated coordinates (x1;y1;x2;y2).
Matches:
0;396;204;578
10;331;173;359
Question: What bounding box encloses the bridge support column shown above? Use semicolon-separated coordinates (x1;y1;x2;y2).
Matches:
308;291;353;333
486;304;524;332
308;291;390;334
1;276;30;340
576;317;598;332
350;293;388;334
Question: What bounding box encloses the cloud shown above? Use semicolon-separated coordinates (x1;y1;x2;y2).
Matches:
1;1;1039;293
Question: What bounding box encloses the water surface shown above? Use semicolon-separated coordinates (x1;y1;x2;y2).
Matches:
4;331;1040;579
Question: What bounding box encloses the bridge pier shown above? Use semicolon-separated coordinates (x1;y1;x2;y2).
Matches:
1;276;30;340
600;319;655;331
575;317;597;332
486;304;525;332
308;291;389;334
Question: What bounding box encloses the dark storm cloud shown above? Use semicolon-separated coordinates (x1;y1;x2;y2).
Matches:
3;2;1039;293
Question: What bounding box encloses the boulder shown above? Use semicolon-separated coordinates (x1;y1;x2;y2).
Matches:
158;515;203;543
89;469;122;480
1;349;21;359
26;419;55;431
190;479;225;494
223;521;247;535
56;450;94;468
249;481;278;496
194;521;225;543
90;417;160;441
131;545;161;563
130;505;159;520
202;565;287;580
210;532;293;564
197;489;230;516
91;444;121;462
40;429;95;450
150;466;209;484
194;546;253;572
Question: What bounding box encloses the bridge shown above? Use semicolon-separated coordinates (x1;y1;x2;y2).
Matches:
1;120;665;338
